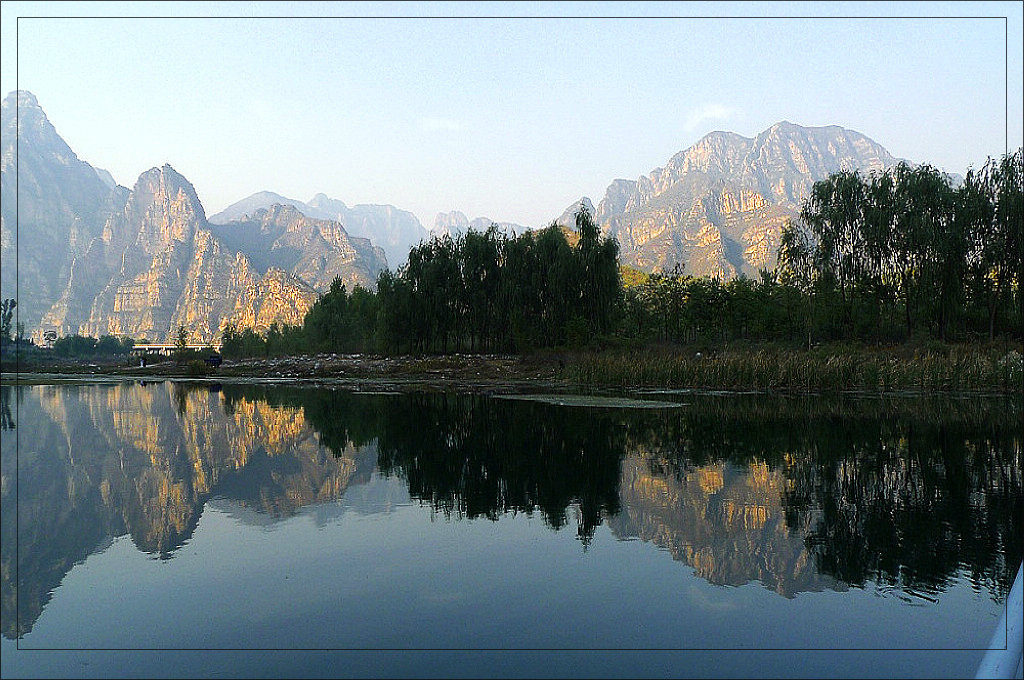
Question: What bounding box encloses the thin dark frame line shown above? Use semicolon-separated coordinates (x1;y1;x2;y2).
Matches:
14;13;20;653
11;15;1014;19
13;646;1006;652
6;10;1015;655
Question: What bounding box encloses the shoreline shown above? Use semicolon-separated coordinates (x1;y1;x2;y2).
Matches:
2;345;1022;396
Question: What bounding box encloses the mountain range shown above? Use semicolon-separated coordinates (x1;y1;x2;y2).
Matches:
198;120;908;282
2;89;917;341
1;91;387;343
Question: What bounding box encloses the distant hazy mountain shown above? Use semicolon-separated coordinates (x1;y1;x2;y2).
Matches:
553;197;597;231
210;191;427;267
571;122;902;278
93;167;119;190
430;210;527;240
207;190;308;222
2;91;387;342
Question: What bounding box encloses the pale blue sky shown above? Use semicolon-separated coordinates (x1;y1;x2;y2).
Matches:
2;1;1022;229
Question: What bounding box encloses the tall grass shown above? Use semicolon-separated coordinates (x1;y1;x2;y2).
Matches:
561;345;1024;394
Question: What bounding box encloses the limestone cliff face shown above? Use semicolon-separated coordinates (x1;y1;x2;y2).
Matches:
209;203;388;293
226;267;319;334
0;91;127;331
80;165;207;339
168;229;265;341
592;122;902;278
305;194;426;266
73;177;355;342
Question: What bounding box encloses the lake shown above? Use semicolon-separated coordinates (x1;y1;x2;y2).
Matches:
0;381;1020;678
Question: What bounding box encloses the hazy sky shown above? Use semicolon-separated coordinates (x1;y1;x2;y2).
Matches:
2;1;1022;229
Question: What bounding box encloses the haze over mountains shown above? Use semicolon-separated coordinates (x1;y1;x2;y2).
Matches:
209;191;425;267
2;89;919;341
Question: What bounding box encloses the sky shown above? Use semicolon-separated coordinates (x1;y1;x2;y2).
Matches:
1;1;1022;230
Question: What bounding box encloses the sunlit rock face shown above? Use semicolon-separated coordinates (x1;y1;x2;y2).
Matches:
68;166;323;342
591;122;901;278
225;267;318;335
607;453;840;598
208;203;388;293
3;91;389;342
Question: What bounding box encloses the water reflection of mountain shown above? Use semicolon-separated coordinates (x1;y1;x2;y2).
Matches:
0;382;378;638
608;395;1022;600
608;455;840;597
1;385;1020;640
268;388;1021;600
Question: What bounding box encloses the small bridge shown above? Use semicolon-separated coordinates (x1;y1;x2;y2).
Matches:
130;343;222;357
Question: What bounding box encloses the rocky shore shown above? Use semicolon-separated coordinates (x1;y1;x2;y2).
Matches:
0;352;568;392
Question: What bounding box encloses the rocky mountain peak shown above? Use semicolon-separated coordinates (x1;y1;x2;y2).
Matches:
124;164;207;254
2;90;43;121
133;164;204;209
431;210;470;238
2;90;83;169
262;202;304;222
555;197;596;231
596;121;905;278
6;89;38;107
307;193;346;211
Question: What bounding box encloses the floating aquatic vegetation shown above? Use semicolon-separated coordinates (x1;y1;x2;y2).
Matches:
495;393;684;408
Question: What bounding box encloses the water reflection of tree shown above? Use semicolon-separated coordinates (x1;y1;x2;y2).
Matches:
251;387;1022;583
786;426;1021;599
0;384;13;430
374;394;634;543
242;387;634;542
639;395;1023;598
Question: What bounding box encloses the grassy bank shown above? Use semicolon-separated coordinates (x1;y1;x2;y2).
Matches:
560;342;1024;393
3;342;1022;394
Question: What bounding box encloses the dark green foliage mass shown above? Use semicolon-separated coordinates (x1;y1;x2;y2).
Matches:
778;149;1023;342
281;204;622;356
52;333;134;357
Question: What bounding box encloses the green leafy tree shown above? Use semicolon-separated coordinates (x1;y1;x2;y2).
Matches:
174;325;189;364
0;299;15;345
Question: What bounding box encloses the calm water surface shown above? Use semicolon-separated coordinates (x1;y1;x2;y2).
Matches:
0;381;1020;678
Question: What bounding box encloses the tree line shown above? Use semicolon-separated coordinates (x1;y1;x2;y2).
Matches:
223;207;621;356
779;150;1022;342
212;147;1021;357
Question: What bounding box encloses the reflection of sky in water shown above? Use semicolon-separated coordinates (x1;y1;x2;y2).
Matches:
0;383;1019;678
12;499;1007;651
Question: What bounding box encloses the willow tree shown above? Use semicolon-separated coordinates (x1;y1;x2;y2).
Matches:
969;149;1024;337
